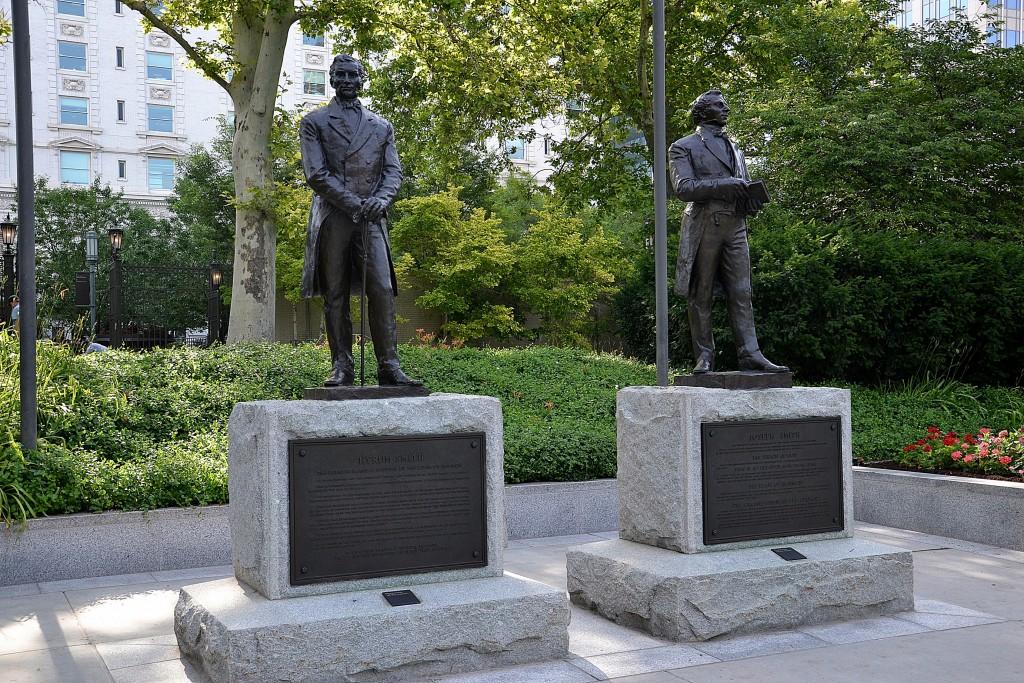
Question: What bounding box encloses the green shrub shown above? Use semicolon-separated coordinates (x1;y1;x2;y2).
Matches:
850;381;1024;464
3;333;1018;524
615;222;1024;385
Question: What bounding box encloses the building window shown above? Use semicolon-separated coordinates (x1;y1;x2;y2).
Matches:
115;46;125;69
302;33;325;47
117;160;127;179
60;151;90;184
116;100;126;122
149;157;176;190
114;0;123;14
59;96;89;126
506;138;526;161
146;52;173;80
147;104;173;133
1008;0;1021;9
543;136;553;156
58;41;88;72
57;0;85;17
303;69;326;96
1005;30;1021;48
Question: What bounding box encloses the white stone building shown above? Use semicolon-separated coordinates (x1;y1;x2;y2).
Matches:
892;0;1021;44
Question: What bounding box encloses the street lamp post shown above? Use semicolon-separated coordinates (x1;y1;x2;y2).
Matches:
208;252;222;347
85;230;98;338
108;223;124;348
1;214;15;328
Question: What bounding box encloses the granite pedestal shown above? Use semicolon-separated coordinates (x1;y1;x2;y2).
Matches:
566;386;913;641
174;394;569;682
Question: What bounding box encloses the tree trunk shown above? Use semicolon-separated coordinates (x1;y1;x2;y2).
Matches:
224;10;292;343
226;118;276;343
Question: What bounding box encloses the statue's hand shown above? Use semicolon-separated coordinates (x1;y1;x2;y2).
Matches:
719;177;750;201
361;197;387;224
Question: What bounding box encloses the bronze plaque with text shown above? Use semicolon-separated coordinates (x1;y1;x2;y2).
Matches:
288;433;487;585
702;418;842;545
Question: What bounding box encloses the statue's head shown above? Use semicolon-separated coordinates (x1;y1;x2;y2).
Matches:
689;89;729;127
329;54;366;98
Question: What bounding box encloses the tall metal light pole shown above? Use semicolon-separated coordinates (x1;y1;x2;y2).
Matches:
208;252;222;347
108;223;124;348
653;0;670;386
12;0;38;449
85;230;98;337
1;214;14;327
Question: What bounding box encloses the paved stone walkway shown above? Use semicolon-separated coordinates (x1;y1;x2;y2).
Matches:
2;522;1023;682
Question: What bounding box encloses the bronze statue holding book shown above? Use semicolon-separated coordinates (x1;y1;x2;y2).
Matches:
669;89;787;374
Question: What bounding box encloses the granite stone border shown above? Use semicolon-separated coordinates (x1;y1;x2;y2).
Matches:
7;467;1020;586
853;466;1024;550
0;481;617;587
0;505;231;587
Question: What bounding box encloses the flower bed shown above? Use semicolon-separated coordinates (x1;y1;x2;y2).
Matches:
896;426;1024;479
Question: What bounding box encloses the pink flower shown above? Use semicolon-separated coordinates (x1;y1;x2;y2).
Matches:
999;456;1012;466
998;430;1008;438
964;455;975;463
951;451;963;461
980;428;991;435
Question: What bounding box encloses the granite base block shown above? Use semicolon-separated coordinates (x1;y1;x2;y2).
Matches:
229;394;506;600
175;574;570;683
616;386;855;553
566;538;913;641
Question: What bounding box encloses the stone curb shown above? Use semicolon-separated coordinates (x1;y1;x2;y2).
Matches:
5;469;1017;586
852;466;1024;551
1;480;619;587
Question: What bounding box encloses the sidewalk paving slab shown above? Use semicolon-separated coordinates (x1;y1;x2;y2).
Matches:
0;525;1022;683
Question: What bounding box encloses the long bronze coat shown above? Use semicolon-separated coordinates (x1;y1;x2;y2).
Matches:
668;126;752;298
299;98;403;298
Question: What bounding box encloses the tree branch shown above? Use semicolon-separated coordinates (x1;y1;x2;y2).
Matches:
121;1;232;93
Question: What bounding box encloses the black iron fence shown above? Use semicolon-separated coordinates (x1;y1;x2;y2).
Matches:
106;255;229;350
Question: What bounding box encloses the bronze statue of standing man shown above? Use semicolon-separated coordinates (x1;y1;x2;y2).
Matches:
300;55;421;387
670;89;787;375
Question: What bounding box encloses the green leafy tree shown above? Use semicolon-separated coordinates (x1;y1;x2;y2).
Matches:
28;179;211;335
166;145;236;262
509;205;621;347
732;9;1024;239
168;110;314;308
390;188;519;343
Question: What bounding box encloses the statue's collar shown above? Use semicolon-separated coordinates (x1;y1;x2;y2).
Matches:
698;124;727;138
331;96;362;112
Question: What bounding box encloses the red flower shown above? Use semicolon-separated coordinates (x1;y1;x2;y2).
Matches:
999;456;1012;466
942;436;956;446
917;440;926;445
923;445;933;452
927;426;940;434
903;445;918;451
